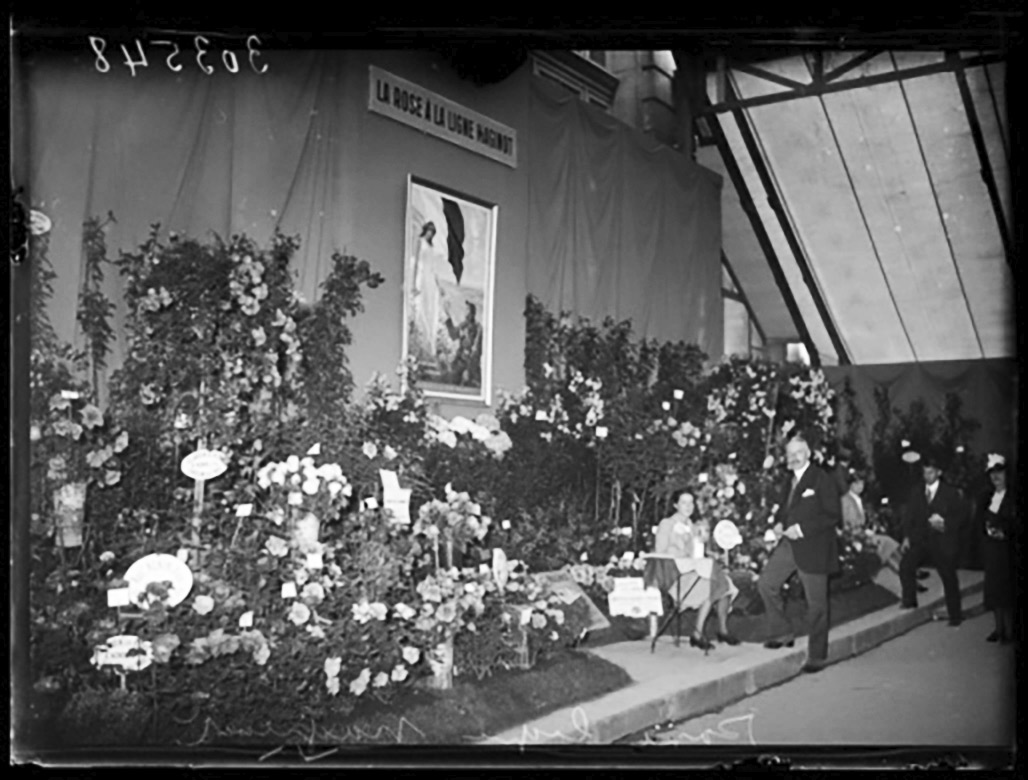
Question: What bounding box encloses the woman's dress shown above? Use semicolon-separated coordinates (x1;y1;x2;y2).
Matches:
979;489;1014;610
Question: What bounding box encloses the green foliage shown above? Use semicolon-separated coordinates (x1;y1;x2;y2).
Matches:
77;213;118;396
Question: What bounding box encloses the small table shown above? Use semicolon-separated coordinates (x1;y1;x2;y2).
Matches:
642;555;713;653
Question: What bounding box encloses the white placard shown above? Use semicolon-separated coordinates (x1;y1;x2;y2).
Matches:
176;547;190;563
379;469;401;496
363;497;380;510
124;553;194;607
534;410;548;422
306;552;324;570
492;548;509;590
611;577;645;593
368;65;517;169
91;635;154;672
713;520;743;551
181;449;228;481
607;588;664;618
107;588;131;607
384;489;411;524
281;582;297;599
692;539;705;559
235;504;253;517
239;611;254;628
60;390;81;400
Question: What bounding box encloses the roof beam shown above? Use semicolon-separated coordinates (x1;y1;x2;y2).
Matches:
725;79;851;365
721;249;768;345
821;50;881;83
731;62;808;91
700;51;1006;116
704;98;820;365
948;52;1013;267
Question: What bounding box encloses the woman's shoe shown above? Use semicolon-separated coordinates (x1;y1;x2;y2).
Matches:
716;631;741;646
986;631;1001;642
690;635;714;651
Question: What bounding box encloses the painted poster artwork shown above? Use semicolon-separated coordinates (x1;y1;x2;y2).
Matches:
403;176;496;403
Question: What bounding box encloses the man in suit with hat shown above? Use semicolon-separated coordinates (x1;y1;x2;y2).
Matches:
758;435;841;673
897;446;968;625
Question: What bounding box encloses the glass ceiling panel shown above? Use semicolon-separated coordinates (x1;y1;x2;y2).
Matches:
717;101;840;364
740;91;918;364
819;79;985;362
900;71;1013;358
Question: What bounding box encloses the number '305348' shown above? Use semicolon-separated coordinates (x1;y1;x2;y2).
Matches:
88;36;268;76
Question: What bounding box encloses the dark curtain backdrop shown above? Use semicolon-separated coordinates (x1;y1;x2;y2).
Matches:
824;358;1018;465
526;76;723;356
16;47;724;408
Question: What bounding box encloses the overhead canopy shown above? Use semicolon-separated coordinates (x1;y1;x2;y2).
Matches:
693;50;1013;366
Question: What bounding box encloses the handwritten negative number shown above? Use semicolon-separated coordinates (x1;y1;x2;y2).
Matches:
194;36;215;75
152;41;183;72
89;36;111;72
89;36;268;75
247;36;268;74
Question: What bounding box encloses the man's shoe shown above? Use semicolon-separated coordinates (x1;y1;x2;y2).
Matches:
916;585;928;593
900;602;918;610
917;570;930;580
801;661;825;674
763;638;795;649
948;618;962;627
716;632;741;646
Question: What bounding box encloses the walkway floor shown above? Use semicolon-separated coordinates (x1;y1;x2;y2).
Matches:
478;568;986;745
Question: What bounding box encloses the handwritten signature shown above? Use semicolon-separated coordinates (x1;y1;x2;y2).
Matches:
645;712;757;746
472;706;594;745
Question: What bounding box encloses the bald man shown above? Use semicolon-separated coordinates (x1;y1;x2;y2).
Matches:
758;436;841;673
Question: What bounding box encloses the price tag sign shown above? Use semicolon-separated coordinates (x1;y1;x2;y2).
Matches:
181;449;228;481
281;582;297;599
235;504;253;517
107;588;131;607
363;497;380;511
384;489;411;525
607;588;664;618
305;553;324;570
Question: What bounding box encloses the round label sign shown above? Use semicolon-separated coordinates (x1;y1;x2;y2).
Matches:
124;553;194;607
181;449;228;481
713;520;743;551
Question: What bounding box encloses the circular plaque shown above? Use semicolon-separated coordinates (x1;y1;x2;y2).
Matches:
713;520;743;551
181;449;228;480
124;553;194;607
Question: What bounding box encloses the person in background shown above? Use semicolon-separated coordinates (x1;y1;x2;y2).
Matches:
653;489;740;650
758;436;841;673
840;470;867;532
897;450;967;625
977;455;1015;644
831;447;853;516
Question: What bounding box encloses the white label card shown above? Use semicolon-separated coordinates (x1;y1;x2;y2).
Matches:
281;582;298;599
107;588;131;607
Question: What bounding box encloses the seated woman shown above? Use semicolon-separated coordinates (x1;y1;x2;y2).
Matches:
842;472;901;573
653;489;740;650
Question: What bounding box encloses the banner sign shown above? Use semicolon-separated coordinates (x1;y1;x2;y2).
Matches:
369;66;518;169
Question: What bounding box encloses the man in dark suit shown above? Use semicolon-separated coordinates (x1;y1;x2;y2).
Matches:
898;450;966;625
757;436;841;673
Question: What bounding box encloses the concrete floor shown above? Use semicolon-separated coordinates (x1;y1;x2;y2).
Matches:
634;611;1016;746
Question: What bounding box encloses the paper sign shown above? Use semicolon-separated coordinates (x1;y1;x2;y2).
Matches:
107;588;131;607
306;443;322;456
363;497;380;510
492;548;509;590
612;577;645;593
91;635;154;672
673;389;685;400
533;570;610;632
534;410;548;421
60;390;81;400
595;426;608;439
176;548;190;563
384;489;411;525
239;611;254;628
379;469;401;496
607;588;664;618
281;582;297;599
124;553;193;607
181;449;228;481
235;504;253;517
306;553;324;570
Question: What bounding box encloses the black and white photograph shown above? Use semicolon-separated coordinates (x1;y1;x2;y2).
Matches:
9;10;1018;770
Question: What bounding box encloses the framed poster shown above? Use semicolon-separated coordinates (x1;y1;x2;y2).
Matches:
402;176;497;404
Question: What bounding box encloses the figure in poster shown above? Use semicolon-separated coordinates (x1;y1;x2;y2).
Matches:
444;300;483;387
410;221;442;359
